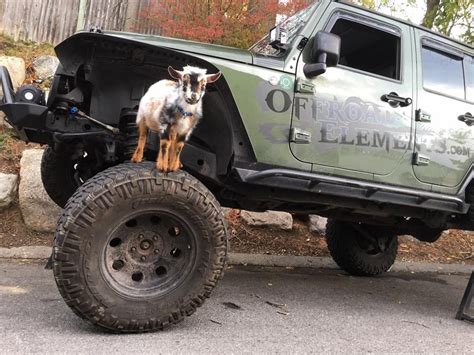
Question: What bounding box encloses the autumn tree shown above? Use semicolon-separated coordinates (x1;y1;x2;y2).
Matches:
353;0;473;44
138;0;310;48
421;0;440;28
421;0;473;44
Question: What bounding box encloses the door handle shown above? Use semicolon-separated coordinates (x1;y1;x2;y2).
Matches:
381;92;412;108
458;112;474;126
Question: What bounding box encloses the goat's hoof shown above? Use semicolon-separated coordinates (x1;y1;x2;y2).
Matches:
156;164;168;173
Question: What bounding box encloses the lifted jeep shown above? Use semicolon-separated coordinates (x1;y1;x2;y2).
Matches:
1;0;472;332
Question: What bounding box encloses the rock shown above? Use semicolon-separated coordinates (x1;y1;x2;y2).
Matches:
32;55;59;80
19;149;62;232
241;210;293;230
308;215;327;235
0;56;26;89
0;173;18;210
399;235;421;243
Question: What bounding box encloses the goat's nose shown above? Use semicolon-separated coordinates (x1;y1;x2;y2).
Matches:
191;93;197;100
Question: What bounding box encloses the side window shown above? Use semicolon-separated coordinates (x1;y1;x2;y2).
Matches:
330;18;401;80
421;46;465;100
465;56;474;102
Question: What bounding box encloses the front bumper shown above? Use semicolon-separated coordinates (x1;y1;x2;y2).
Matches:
0;65;50;143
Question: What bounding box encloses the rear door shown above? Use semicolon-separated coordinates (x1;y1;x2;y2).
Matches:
412;30;474;187
291;6;414;176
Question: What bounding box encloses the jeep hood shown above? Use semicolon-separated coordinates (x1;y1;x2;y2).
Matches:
105;31;254;64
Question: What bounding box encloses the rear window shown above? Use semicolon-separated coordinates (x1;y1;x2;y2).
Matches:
421;46;465;100
465;56;474;102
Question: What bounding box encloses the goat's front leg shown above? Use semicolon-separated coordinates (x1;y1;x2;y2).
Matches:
169;137;185;172
157;133;171;173
131;119;148;163
167;131;178;172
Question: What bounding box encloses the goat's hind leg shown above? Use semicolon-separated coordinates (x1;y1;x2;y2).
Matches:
131;118;148;163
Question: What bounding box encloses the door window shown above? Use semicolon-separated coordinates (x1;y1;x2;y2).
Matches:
330;19;401;80
421;46;465;100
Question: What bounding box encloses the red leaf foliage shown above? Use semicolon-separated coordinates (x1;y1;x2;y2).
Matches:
137;0;311;48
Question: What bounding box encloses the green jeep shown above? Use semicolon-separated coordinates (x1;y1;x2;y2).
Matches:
0;0;472;332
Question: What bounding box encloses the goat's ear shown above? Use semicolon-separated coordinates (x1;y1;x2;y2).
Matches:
168;66;182;80
206;72;222;84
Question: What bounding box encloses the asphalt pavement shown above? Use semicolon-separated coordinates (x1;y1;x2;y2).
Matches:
0;259;472;354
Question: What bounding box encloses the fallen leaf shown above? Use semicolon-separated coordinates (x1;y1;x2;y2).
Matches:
401;320;430;329
266;301;286;308
222;302;243;310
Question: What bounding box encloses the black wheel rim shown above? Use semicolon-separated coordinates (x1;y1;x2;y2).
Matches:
101;211;197;298
354;232;393;256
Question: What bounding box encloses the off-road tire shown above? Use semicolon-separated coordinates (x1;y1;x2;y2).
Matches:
53;162;228;332
326;219;398;276
41;147;80;208
466;184;474;223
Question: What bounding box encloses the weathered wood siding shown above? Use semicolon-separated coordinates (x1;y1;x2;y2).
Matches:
0;0;82;44
0;0;161;44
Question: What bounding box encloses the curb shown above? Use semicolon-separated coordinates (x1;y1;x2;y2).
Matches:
0;246;51;259
0;247;472;275
229;253;473;275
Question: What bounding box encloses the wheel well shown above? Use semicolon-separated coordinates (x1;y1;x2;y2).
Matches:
54;33;256;179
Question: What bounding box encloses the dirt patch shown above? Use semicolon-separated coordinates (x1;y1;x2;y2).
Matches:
228;212;474;265
0;201;52;248
0;130;42;174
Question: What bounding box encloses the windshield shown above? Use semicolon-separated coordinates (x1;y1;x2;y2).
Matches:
250;1;320;57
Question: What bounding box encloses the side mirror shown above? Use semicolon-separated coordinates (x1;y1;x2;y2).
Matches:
303;31;341;78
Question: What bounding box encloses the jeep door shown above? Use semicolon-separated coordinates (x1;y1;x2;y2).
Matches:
291;5;414;176
412;30;474;187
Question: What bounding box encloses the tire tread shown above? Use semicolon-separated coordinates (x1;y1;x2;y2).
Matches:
325;219;397;276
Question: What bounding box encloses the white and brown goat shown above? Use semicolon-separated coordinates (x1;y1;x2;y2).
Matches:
131;65;221;172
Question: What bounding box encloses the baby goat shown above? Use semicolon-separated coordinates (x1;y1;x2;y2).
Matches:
131;65;221;172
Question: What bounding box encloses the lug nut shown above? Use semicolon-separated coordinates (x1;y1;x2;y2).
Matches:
139;234;144;239
141;256;146;261
153;235;158;241
131;247;136;252
154;249;159;254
